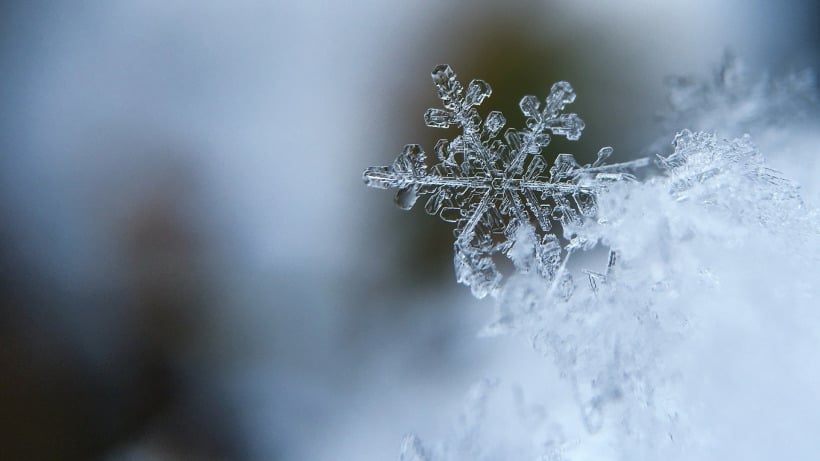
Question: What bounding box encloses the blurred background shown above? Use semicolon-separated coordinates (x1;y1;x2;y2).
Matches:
1;1;817;460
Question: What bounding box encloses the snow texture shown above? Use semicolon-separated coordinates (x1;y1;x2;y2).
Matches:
656;53;817;144
364;63;820;460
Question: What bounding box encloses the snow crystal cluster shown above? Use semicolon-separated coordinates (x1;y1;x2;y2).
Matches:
364;62;819;460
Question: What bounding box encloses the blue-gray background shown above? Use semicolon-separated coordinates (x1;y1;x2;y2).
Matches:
1;1;817;459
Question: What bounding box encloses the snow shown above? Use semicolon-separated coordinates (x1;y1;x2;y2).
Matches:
367;62;820;460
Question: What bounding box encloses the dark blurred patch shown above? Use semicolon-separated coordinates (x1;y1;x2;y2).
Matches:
0;151;241;460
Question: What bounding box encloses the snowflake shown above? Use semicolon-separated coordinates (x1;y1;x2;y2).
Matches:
363;65;648;298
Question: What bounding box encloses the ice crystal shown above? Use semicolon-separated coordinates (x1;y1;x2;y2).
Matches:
657;54;820;202
363;65;648;298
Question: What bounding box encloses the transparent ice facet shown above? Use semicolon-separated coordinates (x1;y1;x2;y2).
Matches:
464;79;492;107
519;95;541;118
545;81;577;115
395;185;419;210
593;146;614;167
484;110;506;137
424;108;452;128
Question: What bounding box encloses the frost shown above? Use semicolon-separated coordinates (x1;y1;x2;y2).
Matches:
404;128;818;461
486;129;817;459
658;53;817;140
364;62;819;461
658;129;805;231
400;435;431;461
657;54;820;204
364;65;648;298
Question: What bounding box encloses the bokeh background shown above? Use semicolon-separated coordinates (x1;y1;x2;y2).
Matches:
1;1;817;460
